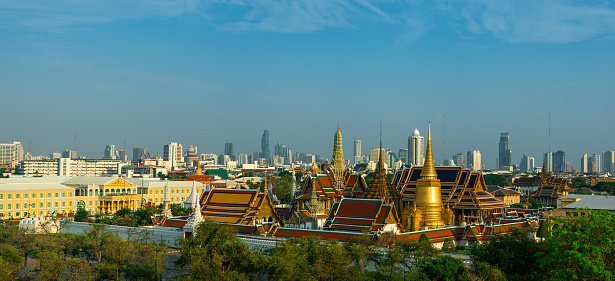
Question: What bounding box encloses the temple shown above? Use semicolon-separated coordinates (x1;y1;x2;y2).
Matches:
515;162;572;205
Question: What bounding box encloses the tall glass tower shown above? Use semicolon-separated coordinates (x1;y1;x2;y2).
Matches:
498;133;511;170
260;130;270;160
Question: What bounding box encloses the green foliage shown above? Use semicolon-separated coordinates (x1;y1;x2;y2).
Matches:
115;207;132;217
470;261;508;281
592;182;615;194
268;237;369;280
442;238;456;252
509;203;526;209
170;203;191;216
484;174;506;186
536;209;615;280
176;218;264;281
536;221;549;238
571;177;589;188
472;229;543;281
294;172;303;183
419;234;430;244
74;206;89;222
420;255;467;281
241;171;255;178
273;173;293;203
134;205;159;226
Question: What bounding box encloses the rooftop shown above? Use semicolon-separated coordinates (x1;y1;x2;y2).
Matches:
561;194;615;211
0;182;75;191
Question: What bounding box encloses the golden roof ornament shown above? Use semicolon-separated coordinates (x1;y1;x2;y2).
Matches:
419;121;437;180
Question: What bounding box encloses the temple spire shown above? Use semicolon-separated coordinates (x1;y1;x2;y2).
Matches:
420;121;437;180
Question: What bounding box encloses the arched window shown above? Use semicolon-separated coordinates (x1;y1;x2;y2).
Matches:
122;189;126;194
89;190;93;196
105;189;109;196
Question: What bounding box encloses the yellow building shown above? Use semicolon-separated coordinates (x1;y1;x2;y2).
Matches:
0;176;208;218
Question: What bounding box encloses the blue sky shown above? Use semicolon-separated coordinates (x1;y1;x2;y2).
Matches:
1;0;614;169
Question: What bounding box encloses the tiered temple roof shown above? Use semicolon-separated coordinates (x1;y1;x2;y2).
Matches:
198;188;280;225
323;197;402;234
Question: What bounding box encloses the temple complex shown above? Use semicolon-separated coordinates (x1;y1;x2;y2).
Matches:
515;163;572;205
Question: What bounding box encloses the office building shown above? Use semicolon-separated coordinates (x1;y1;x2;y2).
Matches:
103;145;118;160
466;150;481;171
224;143;235;161
163;142;183;169
591;153;601;173
354;140;361;158
62;150;77;160
238;154;248;165
186;146;198;167
50;152;61;160
260;130;270;160
544;152;553;172
398;149;408;164
408;128;424;166
117;150;129;162
452;153;464;167
274;143;292;164
519;154;534;173
602;150;615;174
0;142;24;166
581;154;588;174
132;147;150;161
370;148;390;165
553;150;566;173
250;152;259;164
498;133;511;170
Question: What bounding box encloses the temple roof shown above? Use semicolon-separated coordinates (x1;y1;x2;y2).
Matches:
197;188;278;225
323;197;401;234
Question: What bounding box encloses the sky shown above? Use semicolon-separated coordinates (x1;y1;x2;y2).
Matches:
1;0;615;169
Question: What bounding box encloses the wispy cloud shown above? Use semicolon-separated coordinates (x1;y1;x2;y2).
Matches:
445;0;615;44
1;0;614;43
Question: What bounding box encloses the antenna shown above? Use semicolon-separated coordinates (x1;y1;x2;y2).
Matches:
548;114;551;153
74;134;77;152
443;114;446;163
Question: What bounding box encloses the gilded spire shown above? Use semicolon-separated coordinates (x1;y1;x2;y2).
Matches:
420;121;437;180
366;121;390;202
331;124;344;171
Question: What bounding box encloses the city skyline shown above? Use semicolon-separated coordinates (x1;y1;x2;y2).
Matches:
1;1;614;169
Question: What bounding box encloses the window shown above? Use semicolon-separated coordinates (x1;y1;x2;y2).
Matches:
47;211;51;215
8;194;11;199
40;193;44;198
55;202;58;207
15;204;19;209
55;193;59;198
7;204;11;210
171;197;174;202
69;192;72;197
47;202;51;207
32;193;36;198
62;202;66;207
23;203;27;209
155;190;158;194
0;194;2;199
40;203;43;208
24;194;28;199
62;192;66;198
16;194;20;199
171;190;174;194
47;193;51;198
155;198;158;203
89;201;92;206
69;201;72;207
150;190;152;194
0;204;3;210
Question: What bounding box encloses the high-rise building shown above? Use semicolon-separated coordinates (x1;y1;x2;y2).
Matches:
602;150;615;174
0;141;24;165
132;147;150;161
553;150;566;173
186;145;198;167
260;130;270;161
408;128;424;166
238;154;248;165
581;154;588;174
370;148;389;165
50;152;61;159
224;143;235;161
250;152;259;164
103;145;118;160
519;154;534;173
117;150;129;162
591;153;601;173
398;149;408;164
498;133;511;170
544;152;553;172
274;143;292;164
452;152;464;167
62;150;77;159
354;140;361;158
466;150;481;171
163;142;183;168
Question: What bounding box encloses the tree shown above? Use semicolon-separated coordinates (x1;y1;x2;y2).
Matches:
536;221;549;240
484;174;507;186
170;203;191;216
442;238;456;252
273;173;292;203
74;206;89;222
472;228;543;281
0;243;22;280
115;207;132;217
175;218;264;280
134;205;159;226
571;177;589;189
536;209;615;280
419;255;467;281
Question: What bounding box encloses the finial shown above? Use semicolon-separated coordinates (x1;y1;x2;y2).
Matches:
419;121;437;179
337;123;339;131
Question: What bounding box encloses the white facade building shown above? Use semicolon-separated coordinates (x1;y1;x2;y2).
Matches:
0;141;24;166
163;142;183;169
581;154;588;174
408;129;424;166
467;150;482;171
17;159;127;176
602;150;614;175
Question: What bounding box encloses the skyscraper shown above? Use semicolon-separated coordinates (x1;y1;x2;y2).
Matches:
186;145;198;167
466;150;481;171
260;130;270;160
544;152;553;172
103;145;118;160
452;152;464;167
354;140;361;158
553;150;566;172
408;128;424;166
602;150;615;174
519;154;534;173
62;150;77;159
592;153;601;173
398;148;408;164
274;143;292;164
164;142;183;168
133;147;150;161
581;154;588;174
498;133;511;170
224;143;235;160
